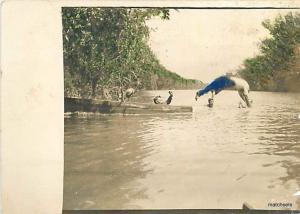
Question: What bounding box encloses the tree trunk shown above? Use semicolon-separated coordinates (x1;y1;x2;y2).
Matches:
92;79;97;98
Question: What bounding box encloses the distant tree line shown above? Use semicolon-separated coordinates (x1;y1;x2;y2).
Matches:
63;7;202;99
238;12;300;92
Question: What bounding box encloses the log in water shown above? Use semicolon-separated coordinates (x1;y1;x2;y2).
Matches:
64;97;192;115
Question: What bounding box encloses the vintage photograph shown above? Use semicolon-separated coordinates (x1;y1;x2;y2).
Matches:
63;7;300;210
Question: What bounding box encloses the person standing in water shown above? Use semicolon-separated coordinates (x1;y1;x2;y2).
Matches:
207;98;214;108
166;91;173;105
195;75;252;107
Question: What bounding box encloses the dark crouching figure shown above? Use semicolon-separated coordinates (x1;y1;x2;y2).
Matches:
153;91;173;105
166;91;173;105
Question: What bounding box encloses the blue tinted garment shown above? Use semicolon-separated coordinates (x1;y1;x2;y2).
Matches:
197;75;235;96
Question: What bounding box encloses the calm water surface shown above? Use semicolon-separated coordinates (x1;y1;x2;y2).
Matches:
64;90;300;210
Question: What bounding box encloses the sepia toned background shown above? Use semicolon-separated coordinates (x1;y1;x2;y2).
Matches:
1;1;300;214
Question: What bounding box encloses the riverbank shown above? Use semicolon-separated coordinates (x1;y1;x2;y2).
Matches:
64;97;193;116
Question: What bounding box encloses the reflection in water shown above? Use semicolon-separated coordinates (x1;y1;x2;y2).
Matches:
64;91;300;210
249;104;300;208
64;116;154;209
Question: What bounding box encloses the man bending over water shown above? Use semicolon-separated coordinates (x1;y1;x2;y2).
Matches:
195;75;252;107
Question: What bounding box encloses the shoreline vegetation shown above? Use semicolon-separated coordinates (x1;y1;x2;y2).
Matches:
63;8;300;106
238;12;300;92
63;8;203;101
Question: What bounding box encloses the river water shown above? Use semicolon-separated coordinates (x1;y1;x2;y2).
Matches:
64;90;300;210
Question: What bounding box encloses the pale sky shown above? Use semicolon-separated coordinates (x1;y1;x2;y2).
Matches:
148;9;298;82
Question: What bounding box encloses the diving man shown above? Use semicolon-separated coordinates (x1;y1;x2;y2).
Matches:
195;75;252;107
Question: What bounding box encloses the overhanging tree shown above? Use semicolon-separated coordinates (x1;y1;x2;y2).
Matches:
62;7;170;98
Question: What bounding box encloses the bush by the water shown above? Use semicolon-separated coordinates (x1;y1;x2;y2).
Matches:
63;8;202;99
239;12;300;92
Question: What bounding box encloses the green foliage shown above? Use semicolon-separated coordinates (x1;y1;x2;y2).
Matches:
63;7;195;98
239;12;300;91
